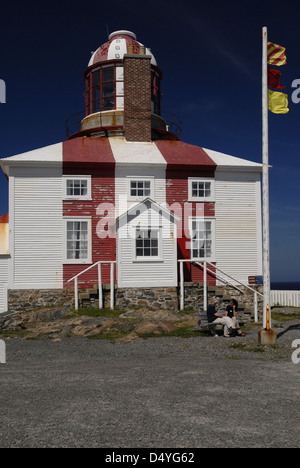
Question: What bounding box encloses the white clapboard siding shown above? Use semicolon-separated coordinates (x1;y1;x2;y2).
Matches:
215;170;262;285
110;137;167;218
117;203;177;288
0;256;9;313
271;290;300;307
12;166;63;289
115;165;167;218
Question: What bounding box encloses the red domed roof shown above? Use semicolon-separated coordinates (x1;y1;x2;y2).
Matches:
88;30;157;67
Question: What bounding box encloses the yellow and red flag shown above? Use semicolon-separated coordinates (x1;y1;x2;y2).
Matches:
267;42;287;66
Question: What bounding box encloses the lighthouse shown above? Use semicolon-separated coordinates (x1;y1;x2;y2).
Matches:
0;29;263;314
67;30;180;142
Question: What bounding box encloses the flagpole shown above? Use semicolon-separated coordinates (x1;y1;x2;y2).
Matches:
262;26;271;329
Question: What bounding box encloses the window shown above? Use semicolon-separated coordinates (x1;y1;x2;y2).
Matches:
188;178;214;202
136;228;159;258
130;180;151;198
151;70;161;115
86;65;116;114
63;176;91;200
190;219;215;260
127;177;154;200
67;179;87;197
64;218;92;264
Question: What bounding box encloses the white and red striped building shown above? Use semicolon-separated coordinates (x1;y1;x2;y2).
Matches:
0;31;263;312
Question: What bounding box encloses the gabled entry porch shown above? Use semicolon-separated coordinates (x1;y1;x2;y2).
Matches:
116;198;180;288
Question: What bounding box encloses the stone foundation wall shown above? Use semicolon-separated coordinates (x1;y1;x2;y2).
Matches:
116;287;179;311
7;283;263;317
8;289;75;313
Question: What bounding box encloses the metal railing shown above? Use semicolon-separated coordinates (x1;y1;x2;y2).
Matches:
67;261;116;311
178;260;263;322
65;109;182;140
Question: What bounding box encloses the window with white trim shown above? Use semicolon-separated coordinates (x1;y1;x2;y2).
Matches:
188;178;214;202
190;218;215;260
64;218;92;263
127;177;154;201
63;176;91;200
135;228;160;259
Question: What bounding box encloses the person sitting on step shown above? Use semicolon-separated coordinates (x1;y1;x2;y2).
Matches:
206;298;237;338
225;299;246;337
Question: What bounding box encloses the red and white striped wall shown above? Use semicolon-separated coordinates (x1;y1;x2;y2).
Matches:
0;137;262;291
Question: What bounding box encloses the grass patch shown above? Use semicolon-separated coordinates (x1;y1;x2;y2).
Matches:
138;326;211;339
271;311;300;322
229;342;270;353
180;307;197;316
0;329;31;339
87;325;206;341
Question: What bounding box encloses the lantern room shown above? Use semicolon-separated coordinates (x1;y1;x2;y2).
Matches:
66;30;181;141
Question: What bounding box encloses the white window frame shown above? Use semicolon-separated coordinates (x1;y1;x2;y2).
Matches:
63;175;92;201
188;177;215;202
63;217;92;264
127;176;154;201
189;217;216;262
133;226;163;262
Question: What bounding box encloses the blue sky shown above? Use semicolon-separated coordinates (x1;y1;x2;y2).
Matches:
0;0;299;282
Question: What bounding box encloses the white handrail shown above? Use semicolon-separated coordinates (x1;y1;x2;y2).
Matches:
178;259;262;322
68;261;116;310
205;260;263;298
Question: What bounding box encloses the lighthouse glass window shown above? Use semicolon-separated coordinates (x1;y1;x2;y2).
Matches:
89;66;115;113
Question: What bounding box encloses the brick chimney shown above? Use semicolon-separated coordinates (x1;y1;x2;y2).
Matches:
123;51;152;142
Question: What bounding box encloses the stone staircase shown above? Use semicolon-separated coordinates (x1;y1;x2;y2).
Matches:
79;283;115;309
207;285;254;323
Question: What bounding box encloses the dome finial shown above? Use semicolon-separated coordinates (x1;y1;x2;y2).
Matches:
108;30;137;41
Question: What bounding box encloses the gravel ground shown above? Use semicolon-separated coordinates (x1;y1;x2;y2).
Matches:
0;321;299;448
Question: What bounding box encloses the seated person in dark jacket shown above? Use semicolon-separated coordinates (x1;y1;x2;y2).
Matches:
207;298;236;337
